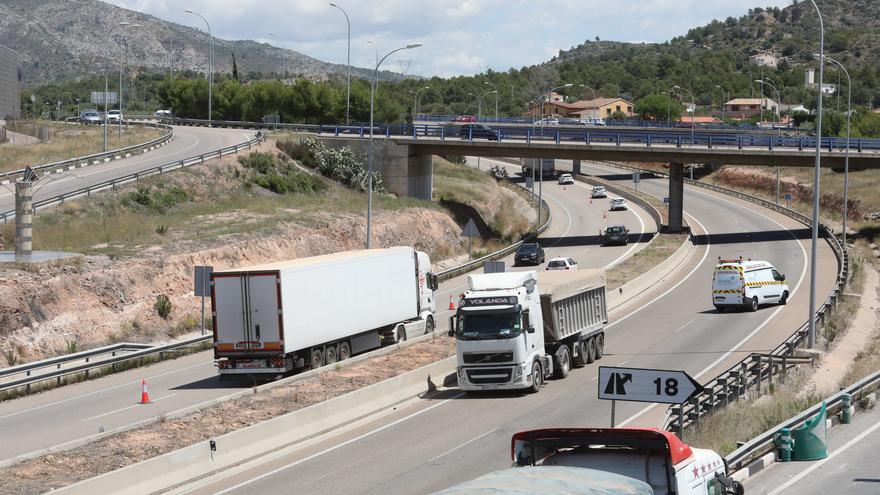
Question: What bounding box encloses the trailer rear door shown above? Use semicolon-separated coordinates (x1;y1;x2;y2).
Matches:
213;272;282;353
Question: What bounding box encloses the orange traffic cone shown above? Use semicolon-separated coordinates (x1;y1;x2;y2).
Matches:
448;295;455;311
139;379;151;404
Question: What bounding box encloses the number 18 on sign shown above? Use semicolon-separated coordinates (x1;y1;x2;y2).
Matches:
598;366;702;428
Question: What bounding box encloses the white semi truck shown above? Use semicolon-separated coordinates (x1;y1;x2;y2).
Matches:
210;247;438;377
433;428;744;495
521;158;557;178
448;270;607;392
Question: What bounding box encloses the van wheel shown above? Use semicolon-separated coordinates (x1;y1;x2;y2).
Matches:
715;305;725;313
553;346;571;379
324;345;338;365
425;315;435;335
749;297;759;312
595;334;604;359
586;338;596;364
396;324;407;343
528;361;543;393
572;340;587;368
780;291;789;305
338;341;351;361
310;349;324;369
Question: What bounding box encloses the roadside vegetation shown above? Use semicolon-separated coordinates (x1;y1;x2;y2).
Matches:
605;233;687;290
0;122;165;173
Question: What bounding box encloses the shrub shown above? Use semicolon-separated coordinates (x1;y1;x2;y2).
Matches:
239;150;326;195
301;138;384;192
154;294;172;319
123;185;190;215
237;152;276;174
155;224;168;235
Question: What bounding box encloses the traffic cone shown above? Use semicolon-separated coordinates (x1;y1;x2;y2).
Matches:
139;379;151;404
448;295;455;311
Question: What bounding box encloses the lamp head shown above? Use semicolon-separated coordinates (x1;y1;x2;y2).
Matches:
119;21;130;26
406;43;422;49
329;2;337;6
185;9;193;13
562;83;573;88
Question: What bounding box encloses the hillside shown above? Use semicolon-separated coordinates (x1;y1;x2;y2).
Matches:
0;0;399;87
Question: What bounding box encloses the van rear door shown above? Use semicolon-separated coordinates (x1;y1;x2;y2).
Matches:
712;268;743;306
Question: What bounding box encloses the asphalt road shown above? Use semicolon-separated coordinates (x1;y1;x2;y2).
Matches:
745;405;880;495
0;125;255;215
0;157;654;463
189;159;838;495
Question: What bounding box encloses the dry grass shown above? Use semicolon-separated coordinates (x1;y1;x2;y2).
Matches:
0;122;164;173
605;233;687;290
821;254;865;346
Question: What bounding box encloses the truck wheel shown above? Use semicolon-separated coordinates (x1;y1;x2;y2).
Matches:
572;340;587;368
595;334;604;360
553;346;571;379
528;361;543;393
425;315;435;335
586;338;596;364
338;341;351;361
324;345;337;365
396;324;407;343
310;349;324;369
780;291;789;305
749;296;759;312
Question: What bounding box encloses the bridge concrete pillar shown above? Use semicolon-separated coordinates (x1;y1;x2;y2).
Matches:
668;163;684;233
572;159;581;175
407;153;433;200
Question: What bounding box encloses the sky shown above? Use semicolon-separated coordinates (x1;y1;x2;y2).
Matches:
107;0;791;77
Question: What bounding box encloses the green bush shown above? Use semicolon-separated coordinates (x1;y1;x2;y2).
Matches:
238;150;326;195
237;152;276;174
154;294;172;319
302;138;384;192
123;185;190;214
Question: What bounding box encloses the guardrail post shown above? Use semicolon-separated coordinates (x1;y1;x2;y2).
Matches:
386;127;391;139
858;139;863;152
769;137;774;151
647;134;652;147
585;131;590;145
755;355;762;394
469;127;473;141
555;130;561;144
676;135;681;148
692;396;700;426
740;362;748;397
616;132;621;146
441;126;445;140
799;137;804;151
359;126;364;138
707;136;711;149
768;355;775;387
718;378;728;407
335;125;340;136
708;385;716;413
676;404;684;437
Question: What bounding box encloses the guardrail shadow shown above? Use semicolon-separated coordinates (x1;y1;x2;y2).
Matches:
172;375;259;390
691;228;811;245
537;232;653;248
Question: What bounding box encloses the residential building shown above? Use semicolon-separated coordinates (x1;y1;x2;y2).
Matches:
805;69;837;94
568;97;634;119
0;46;21;120
750;53;779;68
724;98;778;119
679;116;722;125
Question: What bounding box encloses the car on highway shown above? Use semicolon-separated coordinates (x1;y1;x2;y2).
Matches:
557;173;574;185
453;115;477;123
154;109;172;119
459;123;500;141
600;225;630;245
78;109;102;124
106;109;123;123
535;117;559;126
546;257;578;271
609;197;629;211
713;258;789;312
578;117;606;126
591;186;607;198
514;242;545;266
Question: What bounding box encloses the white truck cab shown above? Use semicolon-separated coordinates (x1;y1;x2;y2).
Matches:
712;258;788;312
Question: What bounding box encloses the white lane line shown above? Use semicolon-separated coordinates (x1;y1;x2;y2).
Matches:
765;417;880;495
214;393;465;495
81;393;179;422
673;319;696;334
0;360;209;421
428;428;497;463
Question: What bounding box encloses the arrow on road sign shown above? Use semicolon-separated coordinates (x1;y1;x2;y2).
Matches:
598;366;703;405
461;219;480;238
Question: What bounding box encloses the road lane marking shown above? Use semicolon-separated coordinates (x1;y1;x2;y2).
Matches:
81;393;179;422
765;417;880;495
214;392;465;495
428;428;497;463
673;319;697;333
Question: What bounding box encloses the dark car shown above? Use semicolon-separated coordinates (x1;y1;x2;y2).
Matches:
459;124;500;141
514;242;545;266
600;225;629;246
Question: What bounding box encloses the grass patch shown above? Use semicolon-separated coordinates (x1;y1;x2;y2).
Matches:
821;254;865;346
0;122;165;173
605;233;687;290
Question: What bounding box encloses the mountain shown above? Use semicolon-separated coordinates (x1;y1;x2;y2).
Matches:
0;0;398;87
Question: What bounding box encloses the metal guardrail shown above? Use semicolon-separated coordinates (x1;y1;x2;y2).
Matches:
725;368;880;473
0;342;152;380
0;122;174;183
0;133;264;223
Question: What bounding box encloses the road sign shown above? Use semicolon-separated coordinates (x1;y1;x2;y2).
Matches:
598;366;703;405
783;193;792;201
663;197;670;205
194;266;214;296
461;219;480;238
632;172;640;184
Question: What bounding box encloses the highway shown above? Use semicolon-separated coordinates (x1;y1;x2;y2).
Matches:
0;156;655;463
0;125;256;215
179;158;838;495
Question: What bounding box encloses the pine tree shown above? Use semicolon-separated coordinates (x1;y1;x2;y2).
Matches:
232;53;239;82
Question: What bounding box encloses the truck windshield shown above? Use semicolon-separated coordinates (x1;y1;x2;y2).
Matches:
458;312;522;340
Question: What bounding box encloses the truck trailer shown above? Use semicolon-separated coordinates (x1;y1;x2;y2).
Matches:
521;158;557;178
449;270;607;392
211;247;438;377
433;428;744;495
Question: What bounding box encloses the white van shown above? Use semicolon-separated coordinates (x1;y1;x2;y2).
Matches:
712;258;788;312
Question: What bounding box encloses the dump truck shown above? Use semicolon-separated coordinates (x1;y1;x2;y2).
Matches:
433;428;744;495
448;269;607;392
211;247;438;377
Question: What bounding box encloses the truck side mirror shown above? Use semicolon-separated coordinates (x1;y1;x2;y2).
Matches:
448;316;455;337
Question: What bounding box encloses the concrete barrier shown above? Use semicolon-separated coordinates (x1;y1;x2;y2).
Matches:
55;357;456;494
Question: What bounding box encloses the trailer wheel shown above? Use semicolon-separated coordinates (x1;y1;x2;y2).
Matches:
324;345;338;366
338;341;351;361
586;338;596;364
310;349;324;369
553;345;571;379
425;315;435;335
528;361;543;393
572;340;587;368
595;334;604;360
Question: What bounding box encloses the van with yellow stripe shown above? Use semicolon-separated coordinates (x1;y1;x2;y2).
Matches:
712;258;788;312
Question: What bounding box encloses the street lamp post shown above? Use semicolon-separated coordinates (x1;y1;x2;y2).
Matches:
186;10;212;126
715;85;728;123
410;86;429;119
806;0;825;349
825;56;851;250
756;79;782;204
673;85;695;145
366;43;422;249
484;81;498;122
104;22;136;152
329;3;351;124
